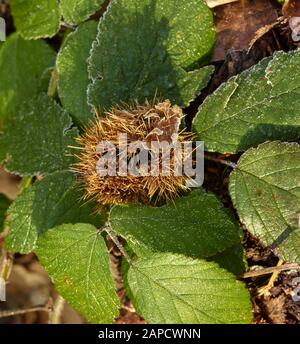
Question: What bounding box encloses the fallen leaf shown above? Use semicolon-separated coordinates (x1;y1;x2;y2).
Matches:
264;294;286;324
212;0;278;61
282;0;300;18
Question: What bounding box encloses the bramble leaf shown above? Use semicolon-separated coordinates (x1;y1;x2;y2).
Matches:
229;141;300;262
36;223;120;323
0;33;55;120
128;253;252;324
5;171;105;254
57;21;98;126
60;0;105;25
88;0;215;109
10;0;60;39
208;243;247;276
0;94;78;175
193;50;300;153
110;189;241;258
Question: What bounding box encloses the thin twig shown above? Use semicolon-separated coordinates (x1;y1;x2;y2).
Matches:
258;259;283;296
0;306;50;319
121;304;136;313
243;263;300;279
103;222;133;265
48;296;65;324
0;249;13;281
205;0;239;8
47;68;59;98
204;154;237;168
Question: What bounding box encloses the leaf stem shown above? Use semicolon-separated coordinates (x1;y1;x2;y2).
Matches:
204;154;237;168
243;263;300;279
103;222;133;266
47;68;59;98
0;306;50;319
48;295;65;324
0;249;13;281
20;176;32;191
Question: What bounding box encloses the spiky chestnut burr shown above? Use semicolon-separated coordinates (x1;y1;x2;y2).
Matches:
72;100;193;206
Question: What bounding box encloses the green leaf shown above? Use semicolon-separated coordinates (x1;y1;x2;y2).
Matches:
0;94;78;175
5;171;105;254
0;33;55;120
193;50;300;153
36;223;120;323
0;193;10;231
110;189;241;258
57;21;98;126
10;0;60;39
229;141;300;263
128;253;252;324
60;0;105;25
208;243;247;276
151;0;215;69
88;0;215;109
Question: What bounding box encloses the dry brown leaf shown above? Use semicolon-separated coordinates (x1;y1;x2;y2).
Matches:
264;294;287;324
212;0;278;61
283;0;300;18
248;22;278;51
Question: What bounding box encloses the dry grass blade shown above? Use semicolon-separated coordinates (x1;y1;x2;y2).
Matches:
206;0;239;8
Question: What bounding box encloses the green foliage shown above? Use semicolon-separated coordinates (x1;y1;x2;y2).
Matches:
10;0;105;40
110;189;242;258
127;253;252;324
0;33;55;121
5;171;105;254
57;21;98;126
0;194;10;230
229;141;300;263
0;94;78;175
193;50;300;153
208;243;247;276
35;223;120;323
10;0;60;39
88;0;215;109
59;0;106;25
4;0;300;325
